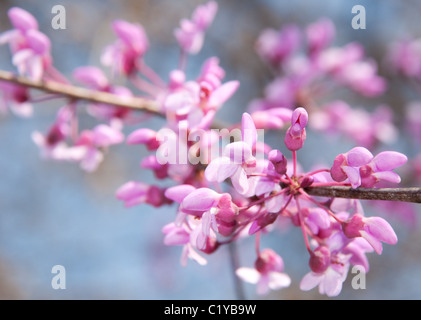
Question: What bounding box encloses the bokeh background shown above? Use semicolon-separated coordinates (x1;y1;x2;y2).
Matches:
0;0;420;299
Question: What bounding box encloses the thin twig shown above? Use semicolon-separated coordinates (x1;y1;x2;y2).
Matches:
304;186;421;204
0;70;161;114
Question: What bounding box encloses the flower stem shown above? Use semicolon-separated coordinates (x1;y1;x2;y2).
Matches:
228;242;246;300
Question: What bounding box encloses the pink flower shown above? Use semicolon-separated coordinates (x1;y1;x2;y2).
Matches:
0;8;53;81
310;102;397;147
0;7;38;52
300;262;349;297
0;81;32;117
162;221;213;266
306;18;335;56
251;108;292;130
71;123;125;172
359;151;407;187
268;149;287;175
31;106;75;160
174;1;217;54
126;128;160;150
256;25;301;65
236;249;291;295
331;147;407;188
73;66;110;91
116;181;169;207
336;60;387;97
5;28;52;81
406;102;421;144
73;66;134;121
330;147;374;188
342;214;398;254
284;107;308;151
205;113;257;194
101;20;149;75
7;7;39;32
387;38;421;79
181;188;238;246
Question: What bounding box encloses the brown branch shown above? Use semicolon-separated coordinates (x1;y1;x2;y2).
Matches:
0;69;161;114
304;186;421;204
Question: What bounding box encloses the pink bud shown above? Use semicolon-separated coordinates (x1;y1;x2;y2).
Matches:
255;249;284;274
284;107;308;151
127;128;160;150
309;246;331;273
343;214;365;238
8;7;39;32
268;149;287;175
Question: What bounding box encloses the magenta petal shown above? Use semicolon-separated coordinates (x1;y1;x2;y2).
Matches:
241;112;257;148
266;195;284;213
127;128;157;145
360;230;383;254
164;185;196;203
73;66;109;89
346;147;373;167
93;124;124;146
224;141;253;164
181;188;220;212
257;274;270;295
308;208;330;229
300;272;322;291
162;223;190;246
205;156;238;182
231;167;249;194
0;30;18;45
209;80;239;108
343;166;361;188
322;268;343;297
372;151;407;171
268;272;291;290
115;181;148;207
27;29;50;54
374;171;401;184
364;217;397;245
8;7;39;31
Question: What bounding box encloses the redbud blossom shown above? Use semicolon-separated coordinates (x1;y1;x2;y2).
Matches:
284;107;308;151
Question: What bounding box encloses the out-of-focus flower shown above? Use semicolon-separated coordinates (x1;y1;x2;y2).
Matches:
0;81;32;117
101;20;149;76
236;249;291;295
174;1;217;55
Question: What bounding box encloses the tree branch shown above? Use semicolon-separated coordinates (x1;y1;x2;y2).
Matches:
0;69;161;114
304;186;421;203
1;70;420;205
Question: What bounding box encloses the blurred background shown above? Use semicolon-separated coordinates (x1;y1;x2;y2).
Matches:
0;0;421;299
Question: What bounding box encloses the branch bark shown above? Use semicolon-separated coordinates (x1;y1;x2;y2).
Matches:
0;70;161;114
304;186;421;203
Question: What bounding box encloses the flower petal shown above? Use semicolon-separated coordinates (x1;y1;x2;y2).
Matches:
205;156;238;182
181;188;220;212
231;167;249;195
236;267;260;284
300;272;323;291
164;184;196;203
268;272;291;290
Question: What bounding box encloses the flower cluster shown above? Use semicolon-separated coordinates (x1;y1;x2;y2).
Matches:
250;19;397;148
0;4;415;298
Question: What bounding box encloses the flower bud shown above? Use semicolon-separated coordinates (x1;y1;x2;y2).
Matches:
268;149;287;175
309;246;331;273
